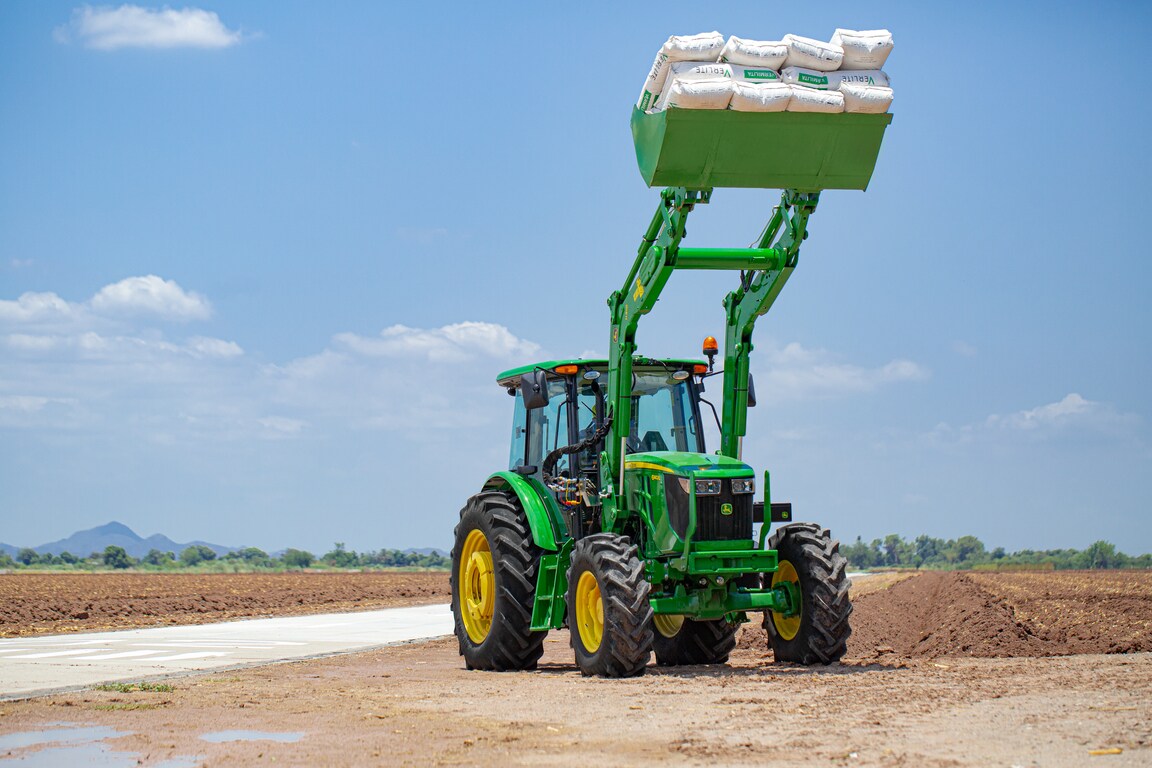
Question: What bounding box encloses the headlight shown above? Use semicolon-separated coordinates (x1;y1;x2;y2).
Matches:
695;479;721;495
731;478;755;494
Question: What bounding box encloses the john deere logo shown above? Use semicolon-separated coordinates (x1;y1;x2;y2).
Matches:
721;503;733;516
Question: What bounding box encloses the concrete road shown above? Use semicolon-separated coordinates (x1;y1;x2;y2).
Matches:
0;603;453;700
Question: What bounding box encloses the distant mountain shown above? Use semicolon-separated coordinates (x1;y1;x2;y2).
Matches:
405;547;447;557
0;542;18;558
33;521;234;559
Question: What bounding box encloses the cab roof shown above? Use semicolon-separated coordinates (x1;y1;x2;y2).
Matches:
496;358;705;385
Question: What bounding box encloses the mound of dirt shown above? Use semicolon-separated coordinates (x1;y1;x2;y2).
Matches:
738;570;1152;662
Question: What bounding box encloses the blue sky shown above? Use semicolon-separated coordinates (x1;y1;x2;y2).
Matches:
2;1;1150;555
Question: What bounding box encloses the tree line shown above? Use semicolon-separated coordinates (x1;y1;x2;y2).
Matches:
6;535;1148;572
841;534;1151;570
0;542;450;571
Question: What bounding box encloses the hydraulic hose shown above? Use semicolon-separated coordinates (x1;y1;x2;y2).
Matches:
542;413;614;484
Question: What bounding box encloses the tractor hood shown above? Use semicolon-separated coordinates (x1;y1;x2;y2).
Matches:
623;451;753;477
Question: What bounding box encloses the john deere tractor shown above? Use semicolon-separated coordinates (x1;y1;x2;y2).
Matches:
451;107;892;676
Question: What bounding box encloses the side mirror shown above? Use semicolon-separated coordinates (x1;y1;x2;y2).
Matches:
747;373;757;408
520;370;550;410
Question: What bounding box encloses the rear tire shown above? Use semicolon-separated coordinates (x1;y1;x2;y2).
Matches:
653;616;738;666
567;534;653;677
450;491;546;671
762;522;852;664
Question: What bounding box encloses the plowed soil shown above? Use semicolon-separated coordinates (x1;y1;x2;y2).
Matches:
2;570;1151;767
0;571;450;638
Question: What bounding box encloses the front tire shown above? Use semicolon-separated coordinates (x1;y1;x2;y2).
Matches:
653;615;738;666
763;522;852;664
450;491;546;671
567;534;653;677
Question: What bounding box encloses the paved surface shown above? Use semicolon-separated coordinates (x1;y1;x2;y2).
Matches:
0;603;453;700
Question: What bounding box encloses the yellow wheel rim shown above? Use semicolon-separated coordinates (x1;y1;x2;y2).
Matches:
770;558;802;641
653;613;685;639
459;529;495;644
575;571;604;653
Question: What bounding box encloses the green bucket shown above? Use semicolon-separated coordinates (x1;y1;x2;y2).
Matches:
631;107;893;191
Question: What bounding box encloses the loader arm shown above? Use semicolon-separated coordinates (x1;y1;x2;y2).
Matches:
602;186;820;529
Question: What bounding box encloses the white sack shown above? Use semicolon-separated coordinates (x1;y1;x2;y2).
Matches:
782;34;843;72
729;82;792;112
840;83;893;113
718;36;788;69
786;85;844;113
636;31;727;111
781;66;889;90
665;79;733;110
655;61;733;110
731;64;781;84
831;28;893;70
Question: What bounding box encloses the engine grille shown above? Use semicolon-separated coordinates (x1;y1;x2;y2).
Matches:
664;476;753;542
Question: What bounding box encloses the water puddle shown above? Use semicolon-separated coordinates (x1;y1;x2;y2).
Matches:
0;725;126;752
0;724;200;767
199;730;304;744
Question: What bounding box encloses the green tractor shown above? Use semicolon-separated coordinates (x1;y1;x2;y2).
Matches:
451;108;892;677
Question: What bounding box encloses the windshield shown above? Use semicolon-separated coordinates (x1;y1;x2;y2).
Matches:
576;371;702;455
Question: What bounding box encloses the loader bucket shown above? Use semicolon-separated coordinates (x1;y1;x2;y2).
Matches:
630;107;893;191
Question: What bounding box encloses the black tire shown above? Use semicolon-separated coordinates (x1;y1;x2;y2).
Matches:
450;490;546;671
652;616;738;666
762;522;852;664
566;534;653;677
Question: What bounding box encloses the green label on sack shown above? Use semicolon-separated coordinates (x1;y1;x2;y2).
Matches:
798;72;828;86
743;69;778;81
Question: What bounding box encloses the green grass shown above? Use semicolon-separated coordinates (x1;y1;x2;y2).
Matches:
91;702;165;711
93;681;174;693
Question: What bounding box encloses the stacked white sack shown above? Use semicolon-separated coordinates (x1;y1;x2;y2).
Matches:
717;36;788;69
781;67;889;90
731;64;781;84
782;34;843;71
787;86;844;113
839;84;893;113
730;83;792;112
831;29;893;70
665;79;733;110
655;61;732;111
637;29;894;114
656;61;787;111
637;32;726;111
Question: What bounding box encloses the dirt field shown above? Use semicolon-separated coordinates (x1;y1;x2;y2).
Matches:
2;570;1150;767
0;571;450;637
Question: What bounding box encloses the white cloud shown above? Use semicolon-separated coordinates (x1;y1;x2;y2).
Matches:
56;5;244;50
754;341;928;401
3;283;536;442
257;416;308;438
187;336;243;358
0;292;78;323
90;275;211;321
334;321;541;363
987;393;1099;431
0;395;70;414
923;394;1140;449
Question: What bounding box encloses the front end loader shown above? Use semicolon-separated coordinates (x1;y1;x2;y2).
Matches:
451;107;892;677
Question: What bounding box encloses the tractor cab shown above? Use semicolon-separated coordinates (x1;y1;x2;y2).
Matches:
500;359;705;482
497;358;758;556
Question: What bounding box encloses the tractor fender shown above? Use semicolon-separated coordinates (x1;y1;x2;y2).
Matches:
483;472;566;552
